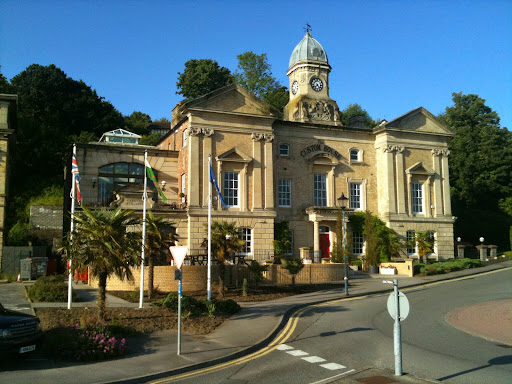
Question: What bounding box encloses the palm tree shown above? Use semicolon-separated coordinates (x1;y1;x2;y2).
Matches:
63;206;141;320
413;231;435;263
144;211;177;299
281;258;304;286
202;221;244;298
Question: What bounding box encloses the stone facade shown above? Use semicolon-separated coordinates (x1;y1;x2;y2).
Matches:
0;94;17;266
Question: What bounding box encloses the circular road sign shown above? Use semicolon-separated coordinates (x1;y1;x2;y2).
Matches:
387;291;410;321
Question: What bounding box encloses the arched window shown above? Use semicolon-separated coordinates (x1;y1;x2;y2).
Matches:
279;143;290;156
349;148;363;162
98;162;156;205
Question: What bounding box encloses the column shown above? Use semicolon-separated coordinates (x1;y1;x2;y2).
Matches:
395;147;406;215
241;163;248;212
252;133;264;210
187;127;201;207
425;176;432;218
264;134;274;209
379;146;397;216
441;150;452;216
313;220;320;260
202;129;214;208
329;165;336;207
216;160;223;210
457;245;465;259
431;149;444;217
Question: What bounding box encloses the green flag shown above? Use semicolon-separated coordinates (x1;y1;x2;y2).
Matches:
145;158;167;202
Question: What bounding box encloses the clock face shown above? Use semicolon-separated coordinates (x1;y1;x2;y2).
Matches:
292;80;299;95
310;77;323;92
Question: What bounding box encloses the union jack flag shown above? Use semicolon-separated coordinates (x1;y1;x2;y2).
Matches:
72;153;82;204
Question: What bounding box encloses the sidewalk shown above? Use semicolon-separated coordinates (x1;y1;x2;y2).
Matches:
1;261;510;384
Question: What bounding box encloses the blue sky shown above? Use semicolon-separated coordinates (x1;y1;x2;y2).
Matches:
1;0;511;128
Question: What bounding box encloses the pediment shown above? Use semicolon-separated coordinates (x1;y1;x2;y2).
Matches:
310;153;338;165
406;162;435;176
383;107;454;136
216;147;252;163
185;84;279;116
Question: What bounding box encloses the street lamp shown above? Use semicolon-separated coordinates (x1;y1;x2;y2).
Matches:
337;192;349;295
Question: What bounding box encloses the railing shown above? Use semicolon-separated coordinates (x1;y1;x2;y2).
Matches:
77;196;186;210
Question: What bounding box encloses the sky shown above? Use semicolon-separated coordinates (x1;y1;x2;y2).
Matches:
1;0;511;128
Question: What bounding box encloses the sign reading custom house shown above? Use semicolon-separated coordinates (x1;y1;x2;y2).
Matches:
300;144;342;161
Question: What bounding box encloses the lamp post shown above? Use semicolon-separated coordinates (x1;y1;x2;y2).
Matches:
337;193;349;295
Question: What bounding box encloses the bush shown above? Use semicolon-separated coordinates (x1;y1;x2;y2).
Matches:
351;259;362;267
151;293;240;316
413;263;425;275
44;317;126;361
419;259;482;276
28;275;79;302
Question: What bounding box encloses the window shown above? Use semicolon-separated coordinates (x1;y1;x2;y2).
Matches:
286;230;294;256
350;149;360;161
350;183;362;209
352;232;364;254
278;179;292;207
412;183;423;214
182;128;187;147
223;172;239;207
279;143;290;156
239;227;252;255
314;173;327;206
98;162;151;205
427;230;435;254
181;174;186;198
406;230;416;254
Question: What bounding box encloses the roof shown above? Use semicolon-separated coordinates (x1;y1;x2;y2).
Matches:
289;32;329;68
99;128;142;143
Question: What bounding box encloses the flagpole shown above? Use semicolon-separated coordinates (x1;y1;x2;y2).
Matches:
140;151;148;308
207;155;212;301
68;144;77;310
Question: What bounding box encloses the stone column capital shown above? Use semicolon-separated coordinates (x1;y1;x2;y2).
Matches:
251;133;265;141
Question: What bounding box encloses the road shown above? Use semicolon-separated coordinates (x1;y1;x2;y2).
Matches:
160;268;512;384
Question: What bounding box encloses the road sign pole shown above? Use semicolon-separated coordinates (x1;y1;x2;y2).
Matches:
393;279;403;376
177;269;182;355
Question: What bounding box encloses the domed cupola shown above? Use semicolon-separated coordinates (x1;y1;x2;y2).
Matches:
284;31;340;125
289;32;329;69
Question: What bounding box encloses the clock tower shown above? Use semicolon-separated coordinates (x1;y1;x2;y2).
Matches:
284;32;340;124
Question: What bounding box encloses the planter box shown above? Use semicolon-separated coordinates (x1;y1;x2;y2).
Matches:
349;265;359;271
303;259;312;265
381;267;396;275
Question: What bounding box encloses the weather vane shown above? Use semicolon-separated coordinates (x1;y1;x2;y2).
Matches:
304;23;312;33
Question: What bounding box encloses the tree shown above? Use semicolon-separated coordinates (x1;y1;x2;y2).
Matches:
409;231;434;263
234;52;280;99
176;59;233;101
263;85;289;112
340;103;374;128
0;67;14;93
124;111;152;135
201;221;244;298
439;92;512;208
139;132;163;146
62;207;141;320
273;221;292;257
281;258;304;286
144;211;177;299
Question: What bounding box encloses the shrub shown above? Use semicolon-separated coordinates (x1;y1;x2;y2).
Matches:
350;259;362;267
45;317;127;361
413;263;425;275
151;292;240;316
28;275;79;302
213;299;240;315
419;259;482;276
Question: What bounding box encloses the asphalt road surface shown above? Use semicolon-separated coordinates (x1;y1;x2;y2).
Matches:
166;269;512;384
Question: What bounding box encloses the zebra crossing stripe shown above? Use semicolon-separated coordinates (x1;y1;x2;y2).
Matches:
277;344;294;350
302;356;326;363
287;350;309;357
319;363;346;370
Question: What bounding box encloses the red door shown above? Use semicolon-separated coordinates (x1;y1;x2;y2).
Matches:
320;233;330;261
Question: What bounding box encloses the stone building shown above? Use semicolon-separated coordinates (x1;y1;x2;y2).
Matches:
0;94;17;265
75;32;455;262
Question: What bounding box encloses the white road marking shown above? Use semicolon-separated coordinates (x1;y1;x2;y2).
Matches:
287;350;309;357
277;344;294;351
319;362;346;370
308;369;356;384
302;356;326;363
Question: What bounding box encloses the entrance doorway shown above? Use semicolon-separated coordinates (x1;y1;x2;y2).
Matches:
319;225;330;262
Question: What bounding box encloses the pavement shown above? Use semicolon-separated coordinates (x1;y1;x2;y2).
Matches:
0;260;511;384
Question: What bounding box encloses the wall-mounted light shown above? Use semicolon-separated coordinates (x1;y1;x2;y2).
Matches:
91;177;97;188
161;180;167;190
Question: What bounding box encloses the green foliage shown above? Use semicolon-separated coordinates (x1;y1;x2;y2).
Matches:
70;131;99;144
248;261;267;286
281;258;304;285
498;197;512;217
44;317;127;361
7;221;33;246
411;231;434;262
234;52;280;99
176;59;234;101
124;111;152;134
413;263;425;275
351;259;362;267
420;259;482;276
440;92;512;208
363;211;380;266
139;132;163;146
0;67;14;93
330;209;345;263
340;103;374;128
202;221;244;264
28;275;79;302
151;292;240;316
61;206;141;319
263;85;289;112
273;221;292;256
26;185;63;210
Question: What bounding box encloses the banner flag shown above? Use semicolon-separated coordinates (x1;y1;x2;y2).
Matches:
209;164;227;207
145;158;167;202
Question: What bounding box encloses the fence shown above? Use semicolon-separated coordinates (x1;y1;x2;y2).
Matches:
1;246;48;275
